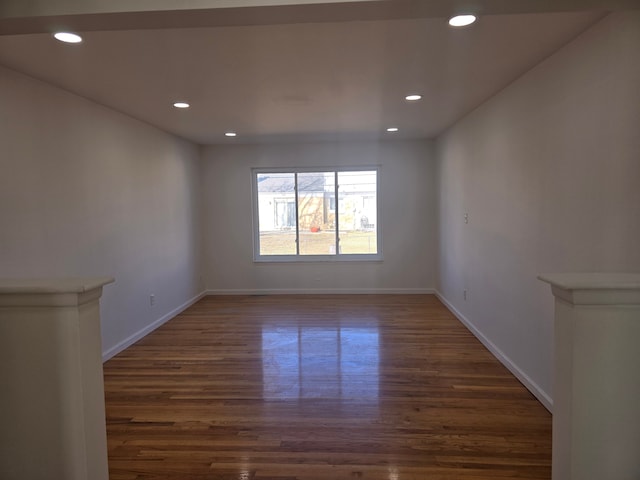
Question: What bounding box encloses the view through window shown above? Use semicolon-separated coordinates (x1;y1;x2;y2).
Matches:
254;169;379;259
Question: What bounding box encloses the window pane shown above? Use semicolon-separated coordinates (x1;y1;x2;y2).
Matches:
337;171;377;254
298;172;336;255
257;173;297;255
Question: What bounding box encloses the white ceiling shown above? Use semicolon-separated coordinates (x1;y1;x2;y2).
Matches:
0;9;603;144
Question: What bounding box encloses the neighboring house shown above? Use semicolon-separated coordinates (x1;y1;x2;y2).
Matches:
257;173;329;231
257;172;376;232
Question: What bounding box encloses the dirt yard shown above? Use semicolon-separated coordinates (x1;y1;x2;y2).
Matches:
260;230;377;255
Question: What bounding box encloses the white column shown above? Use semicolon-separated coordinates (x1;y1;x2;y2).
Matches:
539;273;640;480
0;277;114;480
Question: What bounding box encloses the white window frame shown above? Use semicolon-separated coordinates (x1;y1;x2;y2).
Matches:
252;166;382;262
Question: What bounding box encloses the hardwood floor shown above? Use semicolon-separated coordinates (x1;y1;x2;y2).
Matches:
104;295;551;480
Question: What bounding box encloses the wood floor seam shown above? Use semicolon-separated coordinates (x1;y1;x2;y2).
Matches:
104;294;551;480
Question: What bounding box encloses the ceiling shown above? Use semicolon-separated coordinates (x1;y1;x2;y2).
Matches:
0;5;604;144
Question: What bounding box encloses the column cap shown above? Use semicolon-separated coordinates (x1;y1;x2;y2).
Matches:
538;273;640;305
0;277;114;294
0;277;114;307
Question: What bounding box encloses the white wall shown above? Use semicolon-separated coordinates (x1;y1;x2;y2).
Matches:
201;140;436;293
436;12;640;409
0;65;204;359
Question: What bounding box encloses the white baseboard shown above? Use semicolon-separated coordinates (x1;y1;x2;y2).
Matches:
102;288;552;410
102;290;207;362
435;290;553;412
205;287;435;295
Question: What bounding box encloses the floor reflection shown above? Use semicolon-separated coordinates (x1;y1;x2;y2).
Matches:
262;324;379;400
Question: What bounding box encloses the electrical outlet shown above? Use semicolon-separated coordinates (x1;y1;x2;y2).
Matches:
150;294;155;306
464;213;469;224
463;289;467;301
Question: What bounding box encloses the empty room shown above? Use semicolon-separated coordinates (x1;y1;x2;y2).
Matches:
1;1;639;479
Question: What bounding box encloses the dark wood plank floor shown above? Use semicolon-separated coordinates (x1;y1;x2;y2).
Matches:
104;295;551;480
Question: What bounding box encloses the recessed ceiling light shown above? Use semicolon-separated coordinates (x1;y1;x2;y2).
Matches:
386;127;399;132
448;15;477;27
173;102;190;109
405;94;422;101
225;132;237;137
53;32;83;44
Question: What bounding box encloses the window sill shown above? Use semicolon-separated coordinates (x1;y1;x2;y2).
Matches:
253;254;383;263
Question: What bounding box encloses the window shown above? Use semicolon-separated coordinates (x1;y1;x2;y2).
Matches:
253;167;381;261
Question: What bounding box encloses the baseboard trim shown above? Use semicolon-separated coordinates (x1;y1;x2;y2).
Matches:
434;290;553;412
205;288;435;295
102;290;207;362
